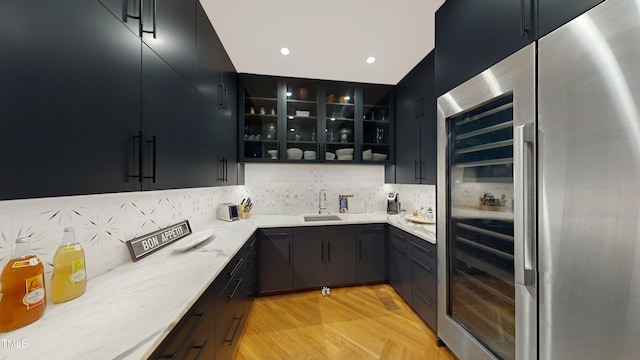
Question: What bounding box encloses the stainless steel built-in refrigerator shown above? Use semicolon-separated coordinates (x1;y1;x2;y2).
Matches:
436;0;640;358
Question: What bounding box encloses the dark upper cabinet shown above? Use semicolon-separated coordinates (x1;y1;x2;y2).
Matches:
239;75;394;164
141;44;198;190
394;52;436;185
141;0;196;85
99;0;197;85
0;0;141;200
360;85;394;164
98;0;142;35
435;0;536;96
538;0;604;37
196;3;224;104
196;3;238;186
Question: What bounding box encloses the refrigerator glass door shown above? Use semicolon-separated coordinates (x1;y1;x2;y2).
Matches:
437;43;536;360
448;94;515;359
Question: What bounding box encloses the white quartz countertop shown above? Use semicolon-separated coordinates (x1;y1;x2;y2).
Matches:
1;212;434;359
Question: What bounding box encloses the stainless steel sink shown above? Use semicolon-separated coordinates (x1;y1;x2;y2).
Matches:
303;215;342;222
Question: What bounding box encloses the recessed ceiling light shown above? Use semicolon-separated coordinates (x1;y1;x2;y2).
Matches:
281;47;290;55
366;57;376;64
286;92;292;97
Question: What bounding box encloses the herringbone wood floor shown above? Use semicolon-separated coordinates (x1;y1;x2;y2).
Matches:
235;284;457;359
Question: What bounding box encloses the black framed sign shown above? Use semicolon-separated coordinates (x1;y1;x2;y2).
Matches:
126;220;192;262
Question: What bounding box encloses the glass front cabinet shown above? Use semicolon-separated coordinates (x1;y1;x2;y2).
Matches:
239;74;394;164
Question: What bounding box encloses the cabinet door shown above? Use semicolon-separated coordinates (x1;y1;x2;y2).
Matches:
435;0;535;96
284;79;320;161
388;227;412;302
98;0;142;36
325;226;357;286
356;224;387;283
240;76;281;161
361;86;394;164
195;3;223;105
258;230;293;293
219;65;238;185
538;0;604;37
419;53;437;185
323;83;356;162
293;228;325;289
142;0;196;85
215;275;245;360
394;71;423;185
0;0;141;200
141;44;198;190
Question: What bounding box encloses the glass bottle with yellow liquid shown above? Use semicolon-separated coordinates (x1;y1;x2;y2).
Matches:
0;236;47;332
51;228;86;303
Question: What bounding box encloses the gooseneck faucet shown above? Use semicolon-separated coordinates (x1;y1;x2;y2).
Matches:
318;189;327;214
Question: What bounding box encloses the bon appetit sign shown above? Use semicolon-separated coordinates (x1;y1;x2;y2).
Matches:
126;220;192;261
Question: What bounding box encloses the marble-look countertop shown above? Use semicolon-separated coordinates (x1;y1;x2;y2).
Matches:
1;212;435;359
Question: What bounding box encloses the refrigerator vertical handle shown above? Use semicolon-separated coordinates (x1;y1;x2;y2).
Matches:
515;124;535;286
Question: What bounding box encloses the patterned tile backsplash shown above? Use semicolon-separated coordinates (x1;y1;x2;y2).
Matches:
0;164;435;280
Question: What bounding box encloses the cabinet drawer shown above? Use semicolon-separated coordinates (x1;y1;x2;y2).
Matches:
152;299;210;359
411;239;435;264
389;227;410;248
261;227;293;239
413;286;436;331
412;255;436;296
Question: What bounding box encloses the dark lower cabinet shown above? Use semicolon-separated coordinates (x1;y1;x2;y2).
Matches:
151;289;215;359
214;234;256;360
151;235;256;360
292;228;325;289
323;226;357;286
293;226;357;289
388;227;412;302
260;225;379;295
259;228;293;293
356;224;387;283
411;239;437;331
389;226;437;331
0;0;142;200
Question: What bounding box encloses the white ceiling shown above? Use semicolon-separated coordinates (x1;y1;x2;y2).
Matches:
200;0;445;85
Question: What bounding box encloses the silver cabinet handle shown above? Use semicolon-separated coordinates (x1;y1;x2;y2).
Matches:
515;123;535;286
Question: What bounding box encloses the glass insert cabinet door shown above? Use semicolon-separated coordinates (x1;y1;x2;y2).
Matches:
324;84;355;161
242;77;279;160
362;87;392;162
447;94;515;360
285;80;319;161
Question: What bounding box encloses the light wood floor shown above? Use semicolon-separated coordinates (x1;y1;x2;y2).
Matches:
235;284;458;360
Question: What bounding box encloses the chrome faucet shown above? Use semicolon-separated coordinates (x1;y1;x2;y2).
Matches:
318;189;327;214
